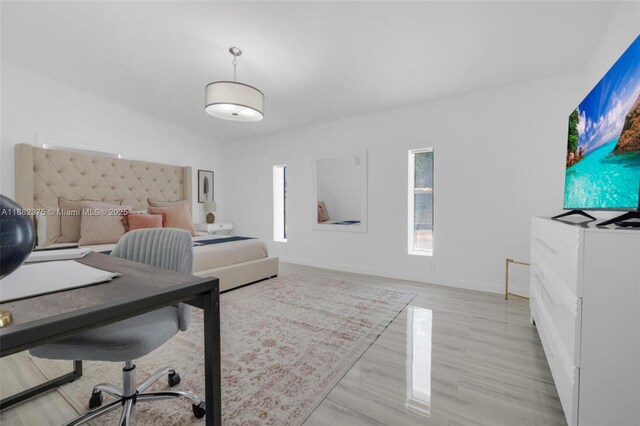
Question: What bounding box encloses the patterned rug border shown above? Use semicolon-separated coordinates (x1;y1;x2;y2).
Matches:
32;274;416;425
297;287;415;424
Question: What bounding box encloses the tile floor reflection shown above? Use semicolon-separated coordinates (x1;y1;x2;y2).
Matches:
406;306;432;418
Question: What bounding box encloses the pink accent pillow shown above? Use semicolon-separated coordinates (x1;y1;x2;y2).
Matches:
317;201;330;222
122;213;165;232
148;204;197;236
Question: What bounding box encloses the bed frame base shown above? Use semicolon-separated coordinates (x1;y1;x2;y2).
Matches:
195;257;279;292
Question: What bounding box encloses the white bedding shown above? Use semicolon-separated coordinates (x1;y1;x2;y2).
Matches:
35;233;269;274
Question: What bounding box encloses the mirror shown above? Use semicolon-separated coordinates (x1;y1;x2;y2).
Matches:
313;149;367;232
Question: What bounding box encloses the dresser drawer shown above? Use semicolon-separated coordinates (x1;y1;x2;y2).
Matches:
531;262;582;368
531;298;580;426
531;219;581;296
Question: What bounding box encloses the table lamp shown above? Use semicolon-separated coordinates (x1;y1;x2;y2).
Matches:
204;200;217;224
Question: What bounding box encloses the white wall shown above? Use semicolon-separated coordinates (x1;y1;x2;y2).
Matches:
0;63;223;222
584;1;639;90
222;72;585;293
222;3;639;295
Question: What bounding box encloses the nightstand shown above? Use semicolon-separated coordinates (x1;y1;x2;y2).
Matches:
195;222;234;235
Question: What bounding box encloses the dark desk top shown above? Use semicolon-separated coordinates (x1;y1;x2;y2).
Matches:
0;252;217;355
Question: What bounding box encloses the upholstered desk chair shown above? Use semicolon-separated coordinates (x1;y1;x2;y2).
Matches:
30;228;206;425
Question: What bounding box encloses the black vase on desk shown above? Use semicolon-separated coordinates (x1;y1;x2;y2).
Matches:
0;195;36;279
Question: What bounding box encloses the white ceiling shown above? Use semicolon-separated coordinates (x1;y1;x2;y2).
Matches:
1;1;618;142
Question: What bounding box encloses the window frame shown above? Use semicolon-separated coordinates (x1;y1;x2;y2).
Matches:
273;164;287;242
407;148;434;256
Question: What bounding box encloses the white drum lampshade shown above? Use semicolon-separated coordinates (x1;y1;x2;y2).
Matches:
205;81;264;122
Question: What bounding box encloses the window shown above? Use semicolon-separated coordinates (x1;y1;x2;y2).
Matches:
273;165;288;242
408;148;433;255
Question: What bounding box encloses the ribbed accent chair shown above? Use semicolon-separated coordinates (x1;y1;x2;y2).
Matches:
30;228;205;425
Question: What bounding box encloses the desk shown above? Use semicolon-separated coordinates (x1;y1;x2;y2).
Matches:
0;252;221;426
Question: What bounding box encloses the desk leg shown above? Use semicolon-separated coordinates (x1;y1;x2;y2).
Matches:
203;289;221;426
0;360;82;411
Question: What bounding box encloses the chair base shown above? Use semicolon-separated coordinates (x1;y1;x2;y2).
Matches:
65;362;205;426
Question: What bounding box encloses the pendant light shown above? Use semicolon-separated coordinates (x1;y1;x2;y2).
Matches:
205;47;264;122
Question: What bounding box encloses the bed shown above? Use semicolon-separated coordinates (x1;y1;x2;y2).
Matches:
14;143;278;292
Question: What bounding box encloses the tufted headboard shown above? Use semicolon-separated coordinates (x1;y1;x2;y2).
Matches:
15;143;192;212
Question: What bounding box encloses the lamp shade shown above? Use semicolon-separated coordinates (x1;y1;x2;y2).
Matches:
205;81;264;122
204;200;217;213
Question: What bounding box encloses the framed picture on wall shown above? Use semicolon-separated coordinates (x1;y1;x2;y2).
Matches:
198;170;214;203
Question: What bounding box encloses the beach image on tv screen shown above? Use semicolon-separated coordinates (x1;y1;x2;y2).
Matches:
564;35;640;210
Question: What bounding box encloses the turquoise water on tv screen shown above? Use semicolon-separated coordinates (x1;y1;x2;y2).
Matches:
564;138;640;209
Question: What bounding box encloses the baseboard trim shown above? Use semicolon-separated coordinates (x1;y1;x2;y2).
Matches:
279;256;504;295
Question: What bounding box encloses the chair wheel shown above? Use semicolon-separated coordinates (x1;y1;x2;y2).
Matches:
168;370;181;387
192;401;206;418
89;389;103;409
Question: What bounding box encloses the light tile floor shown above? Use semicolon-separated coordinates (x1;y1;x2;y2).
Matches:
0;263;566;425
297;264;566;426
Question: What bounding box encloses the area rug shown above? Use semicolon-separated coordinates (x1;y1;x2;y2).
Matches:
32;274;415;425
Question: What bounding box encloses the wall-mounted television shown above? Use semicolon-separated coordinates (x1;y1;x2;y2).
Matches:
563;35;640;212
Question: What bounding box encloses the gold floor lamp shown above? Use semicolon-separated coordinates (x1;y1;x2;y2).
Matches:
504;258;530;300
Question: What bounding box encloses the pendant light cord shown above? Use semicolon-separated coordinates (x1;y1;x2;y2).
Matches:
232;56;238;82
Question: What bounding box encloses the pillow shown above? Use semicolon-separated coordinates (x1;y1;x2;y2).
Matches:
122;212;165;232
147;198;190;211
148;204;197;236
77;201;131;245
58;197;122;243
35;211;61;247
317;201;330;222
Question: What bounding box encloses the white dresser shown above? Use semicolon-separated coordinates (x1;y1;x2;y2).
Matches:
530;217;640;426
